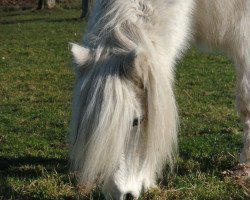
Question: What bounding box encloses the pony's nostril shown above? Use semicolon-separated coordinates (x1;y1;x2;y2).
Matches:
124;193;135;200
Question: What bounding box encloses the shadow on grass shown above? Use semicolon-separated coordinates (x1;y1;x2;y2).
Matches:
0;156;106;199
0;177;50;200
0;17;84;25
0;10;36;18
0;156;67;172
0;155;67;199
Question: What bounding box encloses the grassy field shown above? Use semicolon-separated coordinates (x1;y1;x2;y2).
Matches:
0;8;249;200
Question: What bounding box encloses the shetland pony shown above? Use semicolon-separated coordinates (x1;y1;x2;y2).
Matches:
69;0;250;199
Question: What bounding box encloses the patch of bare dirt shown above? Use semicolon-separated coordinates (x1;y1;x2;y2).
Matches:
222;164;250;194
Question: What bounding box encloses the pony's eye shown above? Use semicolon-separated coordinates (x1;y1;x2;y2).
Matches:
133;118;139;126
132;116;145;127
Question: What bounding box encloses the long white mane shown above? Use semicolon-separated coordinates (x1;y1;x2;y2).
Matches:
70;0;193;190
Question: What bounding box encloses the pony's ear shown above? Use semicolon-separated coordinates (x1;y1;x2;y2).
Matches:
70;43;90;66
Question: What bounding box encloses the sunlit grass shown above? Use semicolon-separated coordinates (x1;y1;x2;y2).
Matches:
0;8;248;199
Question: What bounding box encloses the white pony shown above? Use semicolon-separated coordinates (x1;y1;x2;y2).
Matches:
69;0;250;199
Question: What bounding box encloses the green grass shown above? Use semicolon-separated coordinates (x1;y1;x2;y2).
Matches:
0;8;248;200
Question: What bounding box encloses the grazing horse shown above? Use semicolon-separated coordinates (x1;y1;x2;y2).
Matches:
69;0;250;199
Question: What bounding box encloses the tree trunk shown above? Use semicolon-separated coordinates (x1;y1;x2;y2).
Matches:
80;0;88;18
37;0;56;10
37;0;44;10
80;0;94;18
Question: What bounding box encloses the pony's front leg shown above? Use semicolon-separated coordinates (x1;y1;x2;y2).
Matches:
234;50;250;165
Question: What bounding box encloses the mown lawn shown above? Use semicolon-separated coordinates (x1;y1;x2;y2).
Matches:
0;8;249;200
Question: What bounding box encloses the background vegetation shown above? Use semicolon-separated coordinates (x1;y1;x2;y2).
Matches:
0;0;82;11
0;7;249;200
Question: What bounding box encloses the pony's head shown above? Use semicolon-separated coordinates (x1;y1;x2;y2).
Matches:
69;0;178;188
70;41;149;181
